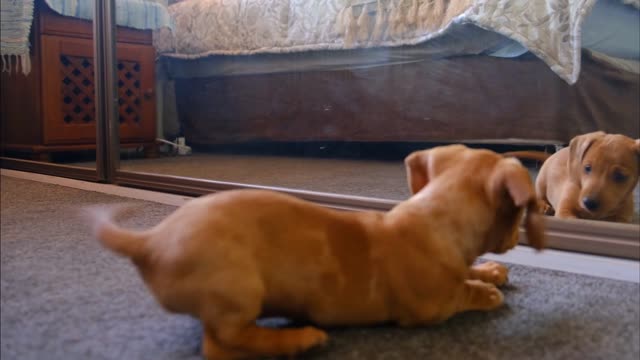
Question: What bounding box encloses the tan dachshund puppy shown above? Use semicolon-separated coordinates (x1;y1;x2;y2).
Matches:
505;132;640;222
92;145;545;360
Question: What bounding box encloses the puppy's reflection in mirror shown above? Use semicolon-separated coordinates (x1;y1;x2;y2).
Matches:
506;132;640;224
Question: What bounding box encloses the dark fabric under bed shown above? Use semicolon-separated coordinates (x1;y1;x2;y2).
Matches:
174;52;639;145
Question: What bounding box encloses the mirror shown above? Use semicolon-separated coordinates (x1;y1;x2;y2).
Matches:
1;0;99;172
119;0;639;225
146;0;639;225
45;1;640;228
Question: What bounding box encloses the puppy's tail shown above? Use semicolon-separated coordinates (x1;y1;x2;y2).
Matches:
503;151;552;163
86;205;148;259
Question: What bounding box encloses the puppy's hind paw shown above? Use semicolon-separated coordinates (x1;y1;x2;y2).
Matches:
293;327;329;354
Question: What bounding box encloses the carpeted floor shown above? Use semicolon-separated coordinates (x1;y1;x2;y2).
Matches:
1;176;639;360
75;151;640;223
77;152;412;200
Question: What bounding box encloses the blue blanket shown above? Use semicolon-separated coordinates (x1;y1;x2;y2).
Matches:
1;0;172;75
44;0;172;31
0;0;35;74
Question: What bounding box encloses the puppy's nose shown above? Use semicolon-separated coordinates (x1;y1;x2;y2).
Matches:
582;197;599;211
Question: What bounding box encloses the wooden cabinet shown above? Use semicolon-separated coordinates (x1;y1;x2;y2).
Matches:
1;0;156;160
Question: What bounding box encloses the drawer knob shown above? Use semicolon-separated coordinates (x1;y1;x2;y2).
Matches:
144;88;154;99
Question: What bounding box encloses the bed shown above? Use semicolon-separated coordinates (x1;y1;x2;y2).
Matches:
155;0;640;146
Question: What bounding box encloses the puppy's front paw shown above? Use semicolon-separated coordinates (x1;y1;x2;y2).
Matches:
463;280;505;311
471;261;509;286
539;200;554;215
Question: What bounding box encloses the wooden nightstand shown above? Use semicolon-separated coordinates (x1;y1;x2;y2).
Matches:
1;0;157;161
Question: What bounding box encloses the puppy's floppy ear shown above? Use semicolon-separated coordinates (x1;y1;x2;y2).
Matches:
488;158;546;250
404;150;431;195
568;131;605;181
488;158;533;207
523;200;546;251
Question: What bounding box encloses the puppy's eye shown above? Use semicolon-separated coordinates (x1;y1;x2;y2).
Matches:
613;171;628;183
584;165;592;174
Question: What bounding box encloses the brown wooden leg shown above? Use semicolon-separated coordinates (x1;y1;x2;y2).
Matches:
30;152;52;162
143;144;159;158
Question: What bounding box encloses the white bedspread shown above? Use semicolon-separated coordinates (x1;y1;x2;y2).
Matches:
155;0;603;84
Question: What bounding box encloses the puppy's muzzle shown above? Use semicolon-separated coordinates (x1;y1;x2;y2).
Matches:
582;197;599;212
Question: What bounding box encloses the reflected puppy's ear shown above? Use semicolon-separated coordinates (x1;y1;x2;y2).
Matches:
404;150;431;195
568;131;605;182
488;158;546;250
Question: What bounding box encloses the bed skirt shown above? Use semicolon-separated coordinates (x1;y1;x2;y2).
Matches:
173;52;639;146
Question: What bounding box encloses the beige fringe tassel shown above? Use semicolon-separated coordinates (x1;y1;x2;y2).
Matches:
371;0;387;42
335;6;349;37
418;0;447;31
1;54;31;76
344;6;359;47
338;0;463;47
407;0;419;26
356;5;372;42
389;1;405;38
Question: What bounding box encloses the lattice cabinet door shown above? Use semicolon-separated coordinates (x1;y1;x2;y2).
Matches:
41;35;156;145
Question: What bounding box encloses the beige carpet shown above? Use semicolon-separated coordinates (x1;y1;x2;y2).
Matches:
74;151;639;222
86;152;412;200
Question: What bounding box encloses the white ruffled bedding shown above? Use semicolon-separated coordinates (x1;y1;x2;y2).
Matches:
154;0;625;84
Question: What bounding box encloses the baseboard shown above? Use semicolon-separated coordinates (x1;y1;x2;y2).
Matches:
1;168;191;206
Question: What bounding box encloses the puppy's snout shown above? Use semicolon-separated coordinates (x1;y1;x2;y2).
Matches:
582;197;599;212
